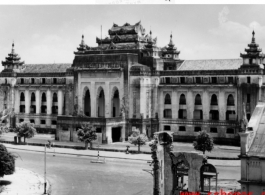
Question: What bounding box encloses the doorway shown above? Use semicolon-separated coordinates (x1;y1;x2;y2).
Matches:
112;127;121;142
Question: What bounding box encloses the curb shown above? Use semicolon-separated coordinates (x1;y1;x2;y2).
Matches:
5;145;150;162
1;140;240;160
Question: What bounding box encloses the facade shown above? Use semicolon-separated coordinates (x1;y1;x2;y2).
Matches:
0;21;264;144
239;102;265;195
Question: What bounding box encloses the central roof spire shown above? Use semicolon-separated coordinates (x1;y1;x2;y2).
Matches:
252;30;255;43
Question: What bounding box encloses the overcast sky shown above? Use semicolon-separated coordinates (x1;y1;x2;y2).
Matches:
0;5;265;70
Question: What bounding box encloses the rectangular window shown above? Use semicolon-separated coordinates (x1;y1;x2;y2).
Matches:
195;77;201;84
31;78;35;84
180;77;185;84
212;77;217;84
96;128;102;133
247;94;251;103
19;119;24;123
179;126;186;131
210;127;217;133
164;125;171;131
226;128;234;134
53;78;57;84
228;77;233;83
247;77;251;84
42;78;46;84
164;109;172;118
30;119;35;124
178;109;187;119
41;120;46;125
165;77;170;84
194;127;201;132
21;78;24;84
52;120;57;125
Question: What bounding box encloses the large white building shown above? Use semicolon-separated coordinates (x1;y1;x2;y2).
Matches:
0;22;264;145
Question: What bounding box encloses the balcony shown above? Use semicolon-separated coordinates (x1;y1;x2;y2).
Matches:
161;119;239;127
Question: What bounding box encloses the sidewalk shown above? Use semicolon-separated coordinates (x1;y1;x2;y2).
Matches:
0;167;50;195
0;132;240;160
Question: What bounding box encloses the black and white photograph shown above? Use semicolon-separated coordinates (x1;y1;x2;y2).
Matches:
0;1;264;195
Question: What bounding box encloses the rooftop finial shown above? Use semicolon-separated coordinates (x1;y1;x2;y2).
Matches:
82;34;84;39
252;30;255;43
12;41;14;48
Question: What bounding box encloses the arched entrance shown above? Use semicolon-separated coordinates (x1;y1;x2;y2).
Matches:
112;90;120;117
84;90;91;117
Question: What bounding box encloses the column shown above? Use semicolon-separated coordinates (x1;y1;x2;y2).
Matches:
140;78;147;119
25;89;30;114
172;90;178;119
90;82;96;117
36;90;40;114
187;90;194;120
47;89;51;115
58;90;63;115
14;89;19;113
203;91;210;120
219;90;225;120
106;125;112;143
105;82;110;118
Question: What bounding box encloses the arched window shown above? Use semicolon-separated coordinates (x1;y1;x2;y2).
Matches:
195;94;202;105
179;94;186;105
164;94;171;104
210;94;218;106
227;94;234;106
30;93;36;113
41;93;46;102
31;93;35;102
97;89;105;117
112;90;120;117
52;93;58;102
84;89;91;117
20;92;25;101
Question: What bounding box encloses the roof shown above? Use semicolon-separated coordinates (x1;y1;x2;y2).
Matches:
178;59;243;71
21;63;72;73
247;103;265;158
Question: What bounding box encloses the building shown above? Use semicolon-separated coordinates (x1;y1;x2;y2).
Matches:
0;21;264;145
239;102;265;195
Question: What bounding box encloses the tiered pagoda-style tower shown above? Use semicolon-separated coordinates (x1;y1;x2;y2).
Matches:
2;42;24;72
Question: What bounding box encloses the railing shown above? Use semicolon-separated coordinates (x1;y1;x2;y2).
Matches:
161;119;240;126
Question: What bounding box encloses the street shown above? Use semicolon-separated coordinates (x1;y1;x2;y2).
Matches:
10;148;240;195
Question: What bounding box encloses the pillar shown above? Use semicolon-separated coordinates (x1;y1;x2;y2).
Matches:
172;90;178;119
219;91;225;120
25;89;30;114
106;125;112;143
140;78;147;119
105;82;110;117
203;91;210;120
36;90;40;114
91;82;96;117
14;89;19;113
47;89;51;115
58;90;63;115
187;90;194;119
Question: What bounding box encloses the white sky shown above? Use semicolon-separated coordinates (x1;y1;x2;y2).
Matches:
1;4;265;71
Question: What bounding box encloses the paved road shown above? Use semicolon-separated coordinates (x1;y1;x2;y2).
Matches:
1;133;240;159
10;149;241;195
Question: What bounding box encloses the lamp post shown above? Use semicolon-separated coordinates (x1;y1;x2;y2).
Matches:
44;140;52;195
44;143;47;195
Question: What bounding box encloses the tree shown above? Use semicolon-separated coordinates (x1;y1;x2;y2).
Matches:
193;130;214;154
0;144;16;178
77;124;97;150
128;129;149;153
15;122;37;143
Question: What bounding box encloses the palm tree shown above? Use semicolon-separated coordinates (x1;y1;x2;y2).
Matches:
77;124;97;150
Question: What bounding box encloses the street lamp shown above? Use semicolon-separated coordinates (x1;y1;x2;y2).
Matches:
44;140;52;195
